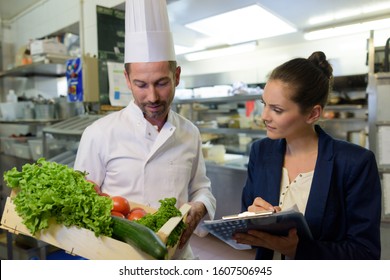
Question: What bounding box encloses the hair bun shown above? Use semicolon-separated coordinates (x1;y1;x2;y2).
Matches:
308;51;333;79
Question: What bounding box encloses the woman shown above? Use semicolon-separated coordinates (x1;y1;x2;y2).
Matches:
234;51;381;259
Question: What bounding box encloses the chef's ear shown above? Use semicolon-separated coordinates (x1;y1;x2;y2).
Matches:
175;66;181;87
124;69;132;89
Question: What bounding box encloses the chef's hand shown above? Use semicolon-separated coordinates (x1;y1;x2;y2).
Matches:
178;201;207;249
248;197;281;213
233;228;299;259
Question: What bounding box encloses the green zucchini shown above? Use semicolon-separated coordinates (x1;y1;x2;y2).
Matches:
111;216;168;260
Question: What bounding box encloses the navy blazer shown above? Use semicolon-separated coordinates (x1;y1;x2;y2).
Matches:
241;125;381;259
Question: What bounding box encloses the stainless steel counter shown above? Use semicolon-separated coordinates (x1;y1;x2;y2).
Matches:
205;156;248;219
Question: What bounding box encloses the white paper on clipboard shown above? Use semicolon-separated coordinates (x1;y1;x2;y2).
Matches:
107;61;133;106
378;126;390;165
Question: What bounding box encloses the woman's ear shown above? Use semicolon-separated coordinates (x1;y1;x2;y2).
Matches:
306;105;322;124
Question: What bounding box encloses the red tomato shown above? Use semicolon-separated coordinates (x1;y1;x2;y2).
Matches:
111;211;125;218
127;208;147;221
112;196;131;216
87;179;101;194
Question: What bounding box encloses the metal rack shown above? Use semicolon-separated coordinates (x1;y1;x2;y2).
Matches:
367;31;390;221
42;114;102;166
367;72;390;221
0;62;66;78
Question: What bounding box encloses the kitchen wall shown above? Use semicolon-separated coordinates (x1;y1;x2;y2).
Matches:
2;0;123;58
178;29;390;87
3;0;389;83
2;0;79;51
0;0;123;100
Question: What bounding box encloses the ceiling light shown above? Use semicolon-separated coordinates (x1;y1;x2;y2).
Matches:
184;42;257;61
175;45;205;55
174;37;223;55
304;18;390;40
185;4;296;45
308;2;390;25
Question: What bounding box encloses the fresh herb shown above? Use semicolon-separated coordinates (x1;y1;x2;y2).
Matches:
3;158;113;237
136;197;186;247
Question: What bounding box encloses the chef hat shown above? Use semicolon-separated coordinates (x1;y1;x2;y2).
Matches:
125;0;176;63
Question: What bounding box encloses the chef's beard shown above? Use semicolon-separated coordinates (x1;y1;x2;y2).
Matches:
140;101;169;120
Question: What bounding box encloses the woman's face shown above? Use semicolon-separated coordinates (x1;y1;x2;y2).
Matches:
260;79;312;140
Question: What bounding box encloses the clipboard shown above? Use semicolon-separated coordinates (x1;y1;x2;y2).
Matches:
202;209;313;250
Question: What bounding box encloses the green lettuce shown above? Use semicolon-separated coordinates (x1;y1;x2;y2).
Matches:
136;197;186;247
3;158;113;237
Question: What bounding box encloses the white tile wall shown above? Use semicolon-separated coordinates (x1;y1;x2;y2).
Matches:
6;0;390;79
10;0;79;50
7;0;125;56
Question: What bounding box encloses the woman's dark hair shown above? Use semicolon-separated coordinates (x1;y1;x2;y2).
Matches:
268;51;333;113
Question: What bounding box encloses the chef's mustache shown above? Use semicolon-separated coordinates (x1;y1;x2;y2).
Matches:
144;101;165;106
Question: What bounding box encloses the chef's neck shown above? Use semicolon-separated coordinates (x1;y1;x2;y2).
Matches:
145;116;167;132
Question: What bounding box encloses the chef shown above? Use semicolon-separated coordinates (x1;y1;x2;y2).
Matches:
74;0;216;259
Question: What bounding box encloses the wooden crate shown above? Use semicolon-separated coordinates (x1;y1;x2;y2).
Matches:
0;197;190;260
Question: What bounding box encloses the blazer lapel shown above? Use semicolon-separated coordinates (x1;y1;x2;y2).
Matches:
304;126;334;238
264;139;285;206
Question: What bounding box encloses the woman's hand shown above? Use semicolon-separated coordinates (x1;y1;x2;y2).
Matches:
233;228;299;259
248;197;281;213
236;197;297;258
178;201;207;249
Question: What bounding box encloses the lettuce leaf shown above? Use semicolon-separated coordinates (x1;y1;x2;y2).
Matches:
3;158;113;237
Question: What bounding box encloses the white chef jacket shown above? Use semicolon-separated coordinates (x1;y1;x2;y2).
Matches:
74;101;216;259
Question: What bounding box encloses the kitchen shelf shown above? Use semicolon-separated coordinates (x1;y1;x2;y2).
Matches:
0;119;61;124
0;62;66;78
325;104;367;110
376;121;390;126
42;115;101;136
321;117;368;122
199;127;266;136
42;115;102;160
0;58;74;260
173;93;262;104
379;166;390;173
172;93;265;158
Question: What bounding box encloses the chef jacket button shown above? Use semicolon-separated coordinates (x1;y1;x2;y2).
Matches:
299;174;302;177
279;202;283;205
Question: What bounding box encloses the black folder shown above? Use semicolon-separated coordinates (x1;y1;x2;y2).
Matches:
202;209;313;250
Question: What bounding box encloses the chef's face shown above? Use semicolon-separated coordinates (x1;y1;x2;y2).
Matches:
125;61;180;124
260;79;313;141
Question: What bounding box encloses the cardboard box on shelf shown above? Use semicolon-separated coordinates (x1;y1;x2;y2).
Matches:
30;39;67;56
0;196;190;260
